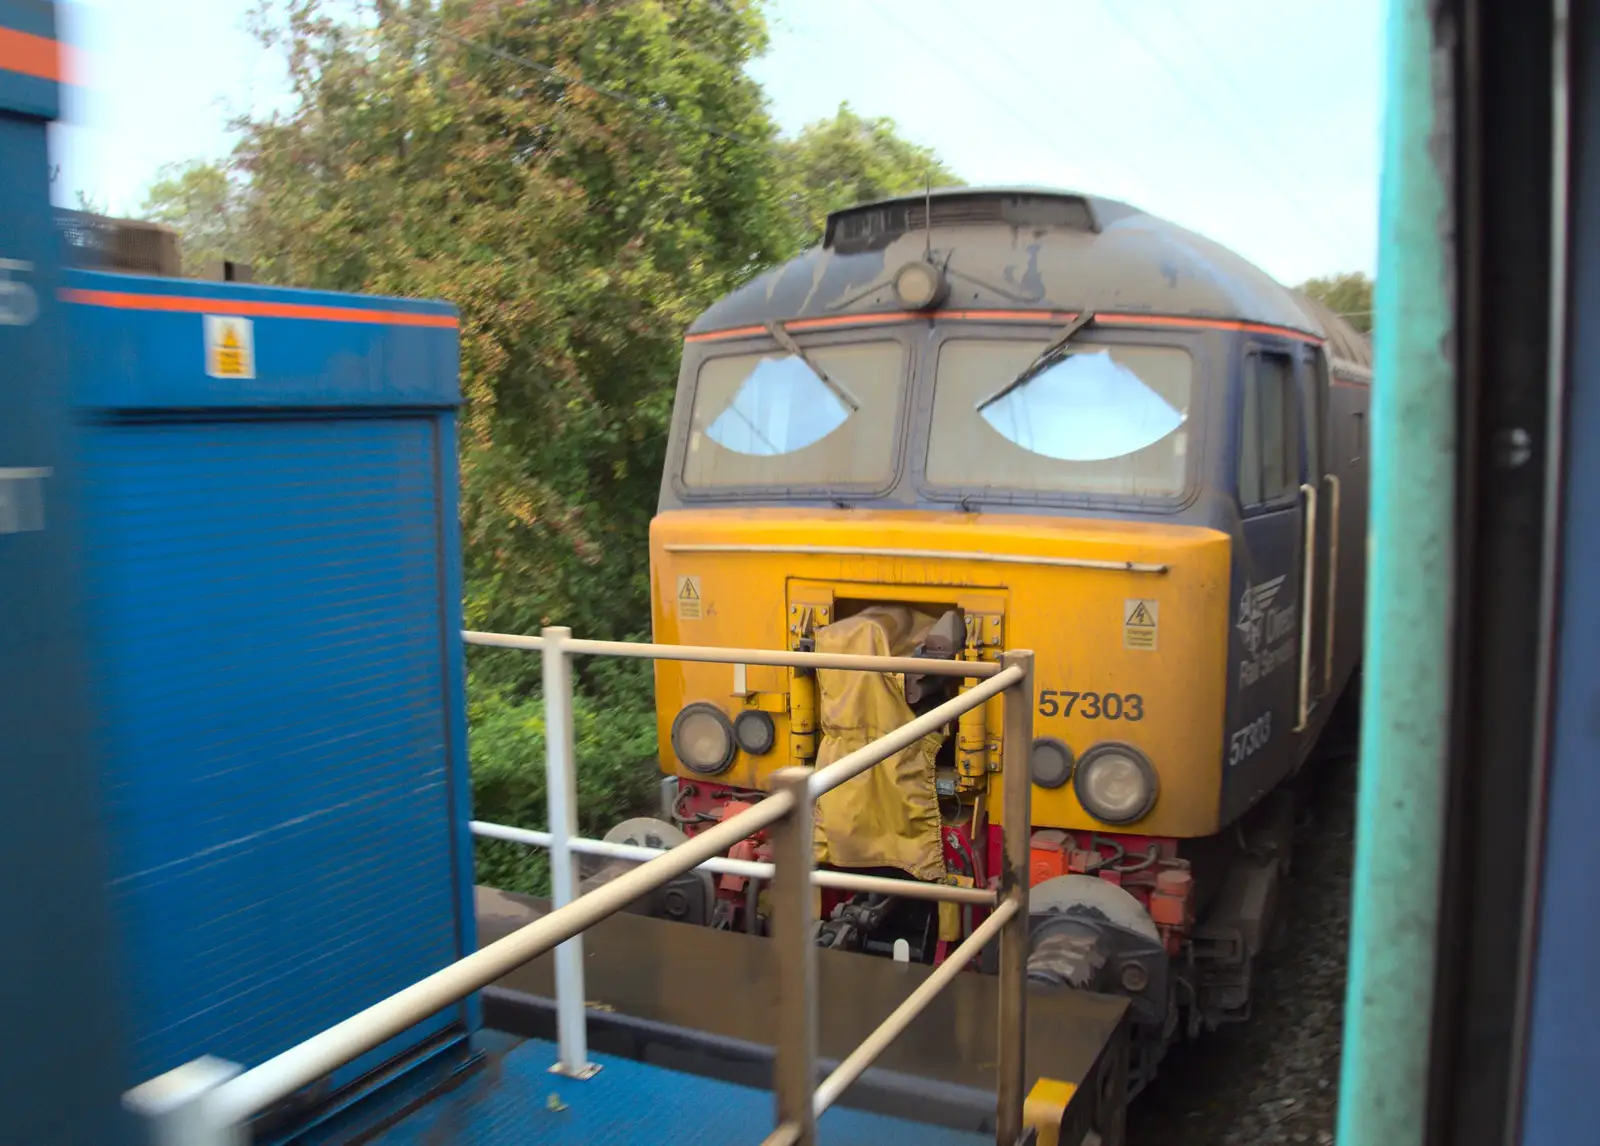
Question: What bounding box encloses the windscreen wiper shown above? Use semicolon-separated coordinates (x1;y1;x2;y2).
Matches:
766;320;860;412
975;309;1097;413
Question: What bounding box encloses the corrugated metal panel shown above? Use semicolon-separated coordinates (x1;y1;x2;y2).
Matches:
79;415;468;1089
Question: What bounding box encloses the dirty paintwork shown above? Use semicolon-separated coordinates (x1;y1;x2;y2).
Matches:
650;185;1371;845
688;188;1326;339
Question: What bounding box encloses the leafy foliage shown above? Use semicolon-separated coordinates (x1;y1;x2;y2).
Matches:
467;680;659;895
1298;271;1374;334
139;160;250;276
774;101;963;245
250;1;789;687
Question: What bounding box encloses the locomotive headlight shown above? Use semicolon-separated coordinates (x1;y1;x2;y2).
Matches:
671;703;737;775
892;260;949;310
1073;742;1159;825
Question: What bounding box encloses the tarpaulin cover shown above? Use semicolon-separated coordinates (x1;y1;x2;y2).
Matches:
811;605;948;882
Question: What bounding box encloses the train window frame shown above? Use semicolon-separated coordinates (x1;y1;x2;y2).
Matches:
1236;346;1303;514
666;323;921;504
911;323;1208;515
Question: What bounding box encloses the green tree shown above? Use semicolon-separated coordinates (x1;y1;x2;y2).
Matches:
467;681;659;894
222;2;960;699
775;102;963;246
231;0;798;700
140;159;250;275
1298;270;1374;334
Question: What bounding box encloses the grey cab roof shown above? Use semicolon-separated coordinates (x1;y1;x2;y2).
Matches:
688;186;1340;342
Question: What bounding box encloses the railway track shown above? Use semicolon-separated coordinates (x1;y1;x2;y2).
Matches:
1127;743;1356;1145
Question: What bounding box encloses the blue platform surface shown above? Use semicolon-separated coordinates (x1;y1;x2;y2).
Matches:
381;1033;989;1146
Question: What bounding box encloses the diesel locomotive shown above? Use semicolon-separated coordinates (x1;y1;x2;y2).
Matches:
606;186;1370;1094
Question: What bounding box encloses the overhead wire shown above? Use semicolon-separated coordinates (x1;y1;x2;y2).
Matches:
859;0;1162;205
1151;0;1377;275
1090;0;1361;271
1150;0;1289;149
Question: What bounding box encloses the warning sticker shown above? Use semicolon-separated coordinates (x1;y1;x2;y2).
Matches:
204;315;256;380
676;574;703;621
1123;598;1159;650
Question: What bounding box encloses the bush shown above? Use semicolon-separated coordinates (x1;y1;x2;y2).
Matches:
467;673;660;897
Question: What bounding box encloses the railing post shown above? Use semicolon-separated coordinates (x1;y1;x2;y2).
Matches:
769;768;817;1145
542;626;597;1079
122;1057;244;1146
996;650;1035;1145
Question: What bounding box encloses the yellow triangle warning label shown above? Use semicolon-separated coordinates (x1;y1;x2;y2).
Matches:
204;314;256;380
1123;598;1158;651
676;574;703;620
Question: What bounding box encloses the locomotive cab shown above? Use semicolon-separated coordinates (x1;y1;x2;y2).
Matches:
623;187;1370;1095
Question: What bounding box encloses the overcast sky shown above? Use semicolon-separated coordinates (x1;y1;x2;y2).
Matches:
48;0;1384;287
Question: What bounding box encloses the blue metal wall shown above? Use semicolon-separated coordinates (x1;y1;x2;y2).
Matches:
1519;6;1600;1139
63;271;476;1118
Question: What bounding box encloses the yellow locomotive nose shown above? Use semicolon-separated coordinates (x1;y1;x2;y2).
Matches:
648;507;1231;842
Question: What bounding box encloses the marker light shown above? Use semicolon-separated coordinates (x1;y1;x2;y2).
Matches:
733;710;776;756
1029;737;1075;789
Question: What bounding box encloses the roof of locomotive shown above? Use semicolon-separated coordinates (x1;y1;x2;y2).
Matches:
687;186;1330;340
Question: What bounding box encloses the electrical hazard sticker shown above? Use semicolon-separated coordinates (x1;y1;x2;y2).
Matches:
676;574;703;621
204;315;256;380
1123;598;1159;650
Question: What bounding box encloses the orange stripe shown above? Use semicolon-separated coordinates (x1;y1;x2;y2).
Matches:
0;27;61;82
787;311;919;331
61;288;459;329
1096;313;1323;343
685;309;1322;345
684;324;766;342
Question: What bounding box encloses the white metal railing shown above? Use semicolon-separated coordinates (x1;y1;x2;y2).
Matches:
123;627;1036;1146
469;821;996;906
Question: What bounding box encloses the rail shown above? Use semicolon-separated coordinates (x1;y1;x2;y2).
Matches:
122;628;1036;1146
